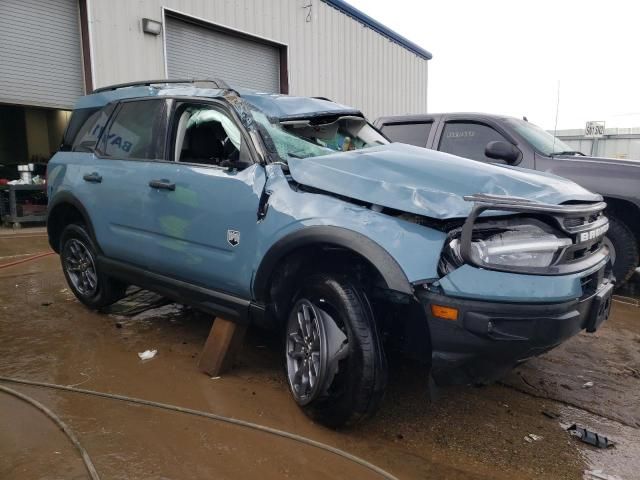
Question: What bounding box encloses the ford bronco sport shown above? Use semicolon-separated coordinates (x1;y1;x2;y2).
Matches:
48;80;613;427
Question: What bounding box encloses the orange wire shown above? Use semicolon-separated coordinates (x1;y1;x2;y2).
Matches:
0;251;55;270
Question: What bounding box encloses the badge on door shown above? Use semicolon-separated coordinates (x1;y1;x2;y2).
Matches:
227;229;240;247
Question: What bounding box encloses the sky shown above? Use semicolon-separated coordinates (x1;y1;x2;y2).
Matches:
347;0;640;130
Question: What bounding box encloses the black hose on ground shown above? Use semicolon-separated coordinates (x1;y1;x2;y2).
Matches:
0;384;101;480
0;376;398;480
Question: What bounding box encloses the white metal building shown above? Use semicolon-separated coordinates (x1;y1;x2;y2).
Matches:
0;0;431;170
554;127;640;160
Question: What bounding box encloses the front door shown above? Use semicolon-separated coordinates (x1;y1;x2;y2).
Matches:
144;101;265;298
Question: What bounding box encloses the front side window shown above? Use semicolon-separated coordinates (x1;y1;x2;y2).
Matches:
102;100;166;159
439;122;509;163
381;122;431;147
506;118;582;156
252;112;388;161
174;104;243;167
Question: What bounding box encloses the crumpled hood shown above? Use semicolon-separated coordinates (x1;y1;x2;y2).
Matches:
288;143;601;219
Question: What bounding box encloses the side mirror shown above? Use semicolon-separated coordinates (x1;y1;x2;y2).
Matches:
485;141;520;164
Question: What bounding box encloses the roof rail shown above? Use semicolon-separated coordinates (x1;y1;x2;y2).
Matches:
92;78;230;94
312;96;334;102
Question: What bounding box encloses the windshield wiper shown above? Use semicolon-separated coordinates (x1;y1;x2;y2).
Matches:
549;150;585;157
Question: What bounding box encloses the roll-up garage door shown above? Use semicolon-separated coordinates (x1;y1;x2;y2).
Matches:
165;16;281;93
0;0;84;109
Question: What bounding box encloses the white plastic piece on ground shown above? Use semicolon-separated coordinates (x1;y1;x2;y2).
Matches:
524;433;543;443
583;381;595;388
138;349;157;361
584;469;623;480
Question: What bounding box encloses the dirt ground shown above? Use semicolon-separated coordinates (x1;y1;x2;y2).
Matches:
0;228;638;480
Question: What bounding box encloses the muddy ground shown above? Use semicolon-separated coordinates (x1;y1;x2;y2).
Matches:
0;228;638;480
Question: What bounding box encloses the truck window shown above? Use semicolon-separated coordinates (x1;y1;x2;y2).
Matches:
380;122;431;147
439;122;509;163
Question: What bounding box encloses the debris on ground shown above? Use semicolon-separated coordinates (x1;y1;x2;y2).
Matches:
542;410;560;419
583;381;595;388
584;469;623;480
138;349;158;361
567;424;615;448
524;433;543;443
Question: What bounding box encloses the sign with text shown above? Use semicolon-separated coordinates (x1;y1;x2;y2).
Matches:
585;121;605;138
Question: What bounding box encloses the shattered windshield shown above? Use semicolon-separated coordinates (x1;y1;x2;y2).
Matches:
252;111;388;161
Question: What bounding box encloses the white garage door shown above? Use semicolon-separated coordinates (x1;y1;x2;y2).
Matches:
165;17;281;93
0;0;84;109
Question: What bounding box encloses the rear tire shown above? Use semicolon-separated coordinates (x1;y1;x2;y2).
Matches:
60;224;126;309
284;274;387;428
604;215;639;287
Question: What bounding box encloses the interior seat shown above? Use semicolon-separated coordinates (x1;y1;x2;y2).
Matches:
182;123;225;165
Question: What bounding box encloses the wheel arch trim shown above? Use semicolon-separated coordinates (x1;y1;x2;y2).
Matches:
252;226;413;301
47;192;99;253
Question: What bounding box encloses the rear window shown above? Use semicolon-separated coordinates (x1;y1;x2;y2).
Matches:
61;107;99;150
69;105;114;152
380;122;432;147
100;100;166;160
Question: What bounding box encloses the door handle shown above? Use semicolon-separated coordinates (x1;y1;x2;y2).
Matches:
83;172;102;183
149;179;175;191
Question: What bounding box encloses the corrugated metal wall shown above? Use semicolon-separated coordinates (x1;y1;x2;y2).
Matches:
0;0;84;109
87;0;429;119
165;16;281;92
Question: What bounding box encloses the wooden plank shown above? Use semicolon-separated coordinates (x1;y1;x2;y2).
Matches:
198;317;246;377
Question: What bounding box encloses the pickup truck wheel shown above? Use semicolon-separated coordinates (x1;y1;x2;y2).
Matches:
60;224;126;309
604;215;639;286
285;274;387;428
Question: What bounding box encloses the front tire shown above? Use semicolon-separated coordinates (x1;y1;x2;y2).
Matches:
604;215;639;286
284;274;387;428
60;224;126;309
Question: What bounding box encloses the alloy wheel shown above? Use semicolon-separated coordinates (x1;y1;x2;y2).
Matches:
286;299;329;405
63;238;98;296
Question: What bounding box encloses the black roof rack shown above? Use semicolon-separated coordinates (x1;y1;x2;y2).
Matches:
312;96;334;102
92;78;231;94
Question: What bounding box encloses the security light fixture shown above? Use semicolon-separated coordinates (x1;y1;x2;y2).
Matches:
142;18;162;35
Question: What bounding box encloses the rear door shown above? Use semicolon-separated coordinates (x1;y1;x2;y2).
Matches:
378;120;434;148
76;98;169;268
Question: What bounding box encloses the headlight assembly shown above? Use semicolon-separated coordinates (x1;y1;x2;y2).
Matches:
439;224;572;275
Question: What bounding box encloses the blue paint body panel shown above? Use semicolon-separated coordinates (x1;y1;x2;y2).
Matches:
435;260;607;303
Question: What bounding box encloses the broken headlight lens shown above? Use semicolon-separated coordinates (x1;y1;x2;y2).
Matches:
439;224;572;275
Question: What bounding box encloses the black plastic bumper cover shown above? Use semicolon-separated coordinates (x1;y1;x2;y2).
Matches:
418;277;614;385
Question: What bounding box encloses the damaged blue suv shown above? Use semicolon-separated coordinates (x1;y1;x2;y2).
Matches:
47;80;613;427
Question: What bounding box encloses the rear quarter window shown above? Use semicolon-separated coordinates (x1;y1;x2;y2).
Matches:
70;105;115;152
380;122;432;147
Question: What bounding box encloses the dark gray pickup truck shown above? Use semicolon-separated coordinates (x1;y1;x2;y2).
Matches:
375;113;640;285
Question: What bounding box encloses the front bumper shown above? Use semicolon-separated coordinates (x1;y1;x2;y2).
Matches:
418;271;614;385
